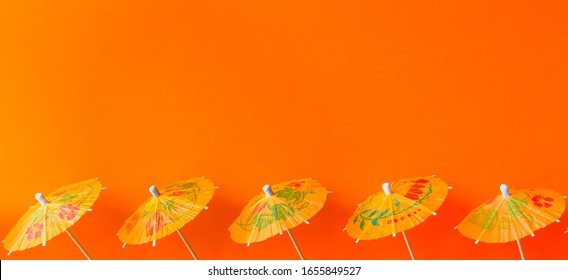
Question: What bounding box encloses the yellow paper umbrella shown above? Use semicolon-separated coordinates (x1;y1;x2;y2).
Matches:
117;177;217;259
456;184;565;260
3;178;104;259
345;175;450;259
229;178;328;260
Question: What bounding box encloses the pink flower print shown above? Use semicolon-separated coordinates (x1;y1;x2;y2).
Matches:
58;204;80;220
146;212;165;237
25;223;44;240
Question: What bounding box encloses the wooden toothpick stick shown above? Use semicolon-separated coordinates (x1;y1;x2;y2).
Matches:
517;239;525;260
286;229;305;260
177;230;198;260
65;229;91;260
401;230;415;260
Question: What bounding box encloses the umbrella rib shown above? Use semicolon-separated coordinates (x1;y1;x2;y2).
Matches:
507;198;529;242
389;195;396;236
42;206;48;246
9;207;41;253
476;198;504;243
518;199;554;233
355;194;386;242
247;199;266;246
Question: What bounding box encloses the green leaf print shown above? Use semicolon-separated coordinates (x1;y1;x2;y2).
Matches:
277;187;302;203
371;218;380;226
359;220;365;230
178;182;198;190
58;194;78;202
394;198;401;208
296;202;309;211
270;203;294;221
161;199;176;211
255;215;272;230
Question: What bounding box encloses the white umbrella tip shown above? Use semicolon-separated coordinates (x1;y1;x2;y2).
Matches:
432;212;437;216
305;221;310;225
262;184;274;197
95;177;99;180
475;240;480;245
247;242;250;247
448;186;453;190
122;243;126;248
382;182;392;195
7;251;11;256
453;226;458;230
204;206;209;210
531;233;535;237
215;186;220;190
355;239;360;243
152;240;156;247
279;232;283;235
392;233;396;237
149;186;160;197
342;228;346;232
500;184;510;197
431;174;436;177
35;193;48;206
556;220;561;223
42;242;46;246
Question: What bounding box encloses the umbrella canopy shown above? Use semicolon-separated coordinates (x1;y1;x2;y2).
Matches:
117;177;217;259
229;178;328;259
3;178;103;259
456;184;565;259
345;175;450;259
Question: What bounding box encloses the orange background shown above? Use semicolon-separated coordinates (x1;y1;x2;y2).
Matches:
1;1;567;260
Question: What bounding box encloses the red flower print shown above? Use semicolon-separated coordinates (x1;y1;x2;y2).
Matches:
404;184;424;201
531;195;554;208
146;212;165;237
412;179;429;184
287;181;305;188
58;204;80;220
25;223;43;240
170;191;184;196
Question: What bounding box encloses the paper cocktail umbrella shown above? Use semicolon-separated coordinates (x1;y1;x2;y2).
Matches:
456;184;565;259
117;177;217;259
3;178;104;259
229;178;328;260
345;175;450;259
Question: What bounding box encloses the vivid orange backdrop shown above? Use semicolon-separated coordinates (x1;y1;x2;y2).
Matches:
1;1;567;260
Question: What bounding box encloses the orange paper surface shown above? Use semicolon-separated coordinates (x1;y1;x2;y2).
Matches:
1;1;567;259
